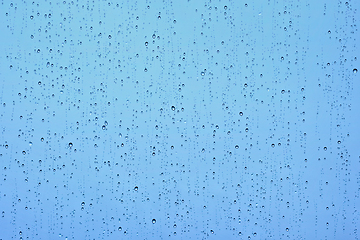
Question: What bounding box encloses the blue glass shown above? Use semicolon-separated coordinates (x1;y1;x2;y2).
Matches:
0;1;359;239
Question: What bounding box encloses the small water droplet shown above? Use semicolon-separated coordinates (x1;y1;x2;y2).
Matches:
353;68;358;73
152;219;156;224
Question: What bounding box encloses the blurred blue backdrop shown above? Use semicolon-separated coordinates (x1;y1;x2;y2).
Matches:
0;0;359;239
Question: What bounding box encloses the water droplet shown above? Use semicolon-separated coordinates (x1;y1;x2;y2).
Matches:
235;145;239;149
324;147;327;151
337;140;341;144
30;15;34;20
22;151;26;155
211;230;214;234
118;227;122;231
108;35;112;39
152;219;156;224
69;142;73;148
81;202;85;206
353;68;358;73
145;42;148;46
239;112;243;116
171;106;175;111
224;5;227;10
201;72;205;76
134;186;138;191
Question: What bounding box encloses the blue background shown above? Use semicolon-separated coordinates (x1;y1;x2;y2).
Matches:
0;0;359;239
